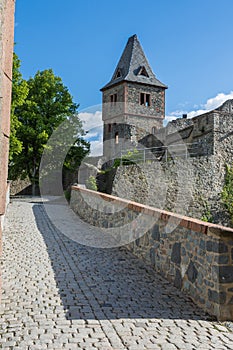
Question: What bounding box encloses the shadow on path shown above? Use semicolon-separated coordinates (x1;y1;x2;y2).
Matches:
32;203;213;322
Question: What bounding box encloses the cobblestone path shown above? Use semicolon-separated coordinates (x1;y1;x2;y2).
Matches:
0;199;233;350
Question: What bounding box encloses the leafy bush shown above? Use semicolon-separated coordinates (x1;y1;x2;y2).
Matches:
85;175;97;191
199;197;213;223
64;189;71;203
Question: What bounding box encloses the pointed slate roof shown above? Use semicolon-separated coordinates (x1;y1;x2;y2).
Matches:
101;34;167;91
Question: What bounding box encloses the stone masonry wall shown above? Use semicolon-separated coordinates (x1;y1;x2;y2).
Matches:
110;103;233;226
102;83;125;123
0;0;15;241
70;186;233;321
126;82;165;119
112;156;230;227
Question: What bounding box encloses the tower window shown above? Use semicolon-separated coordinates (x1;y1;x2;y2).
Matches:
110;93;117;104
115;132;119;144
140;93;151;106
115;68;122;79
138;65;149;77
152;127;156;135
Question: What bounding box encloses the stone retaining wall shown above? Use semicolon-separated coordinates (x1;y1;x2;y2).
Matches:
112;156;230;226
71;185;233;321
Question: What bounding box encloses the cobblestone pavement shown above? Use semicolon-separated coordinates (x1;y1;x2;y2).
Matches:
1;199;233;350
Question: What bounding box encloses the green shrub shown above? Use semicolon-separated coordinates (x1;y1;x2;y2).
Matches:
199;196;213;222
85;175;97;191
221;164;233;223
64;189;71;203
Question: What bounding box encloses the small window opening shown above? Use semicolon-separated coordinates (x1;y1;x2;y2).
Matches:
152;127;156;135
115;69;122;79
138;66;149;77
110;93;117;105
140;93;151;106
108;124;112;132
115;132;119;144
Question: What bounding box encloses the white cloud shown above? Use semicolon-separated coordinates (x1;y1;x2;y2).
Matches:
84;125;103;140
164;110;187;125
165;91;233;125
204;91;233;110
79;110;103;156
187;91;233;118
89;140;103;156
164;115;177;125
79;111;103;132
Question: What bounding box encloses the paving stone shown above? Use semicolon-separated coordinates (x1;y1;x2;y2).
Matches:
0;198;233;350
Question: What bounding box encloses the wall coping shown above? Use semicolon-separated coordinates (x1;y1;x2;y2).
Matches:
71;185;233;238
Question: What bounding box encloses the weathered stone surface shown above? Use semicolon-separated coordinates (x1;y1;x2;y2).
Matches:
0;0;15;237
186;261;198;283
208;289;226;304
150;248;155;266
219;266;233;284
151;224;160;241
174;269;182;289
217;255;229;264
171;242;181;265
206;241;228;253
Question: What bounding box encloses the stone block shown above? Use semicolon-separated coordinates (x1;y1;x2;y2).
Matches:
151;224;160;241
219;266;233;284
206;240;228;253
208;289;226;304
186;261;198;283
217;255;229;265
174;269;182;289
171;242;181;264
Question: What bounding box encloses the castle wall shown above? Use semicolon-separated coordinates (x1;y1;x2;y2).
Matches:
111;101;233;227
0;0;15;241
70;185;233;321
112;156;229;226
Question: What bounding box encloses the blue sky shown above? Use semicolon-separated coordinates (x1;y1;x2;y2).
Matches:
15;0;233;154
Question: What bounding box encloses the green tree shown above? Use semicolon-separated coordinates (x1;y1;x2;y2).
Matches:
9;68;89;194
9;53;29;160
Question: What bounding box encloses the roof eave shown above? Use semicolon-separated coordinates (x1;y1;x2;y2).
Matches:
100;79;168;92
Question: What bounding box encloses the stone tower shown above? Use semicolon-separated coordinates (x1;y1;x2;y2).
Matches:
100;34;167;160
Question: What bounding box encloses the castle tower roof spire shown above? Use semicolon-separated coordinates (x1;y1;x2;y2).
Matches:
101;34;167;90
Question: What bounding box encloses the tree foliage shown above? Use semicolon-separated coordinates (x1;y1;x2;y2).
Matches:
10;53;29;160
9;63;90;191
